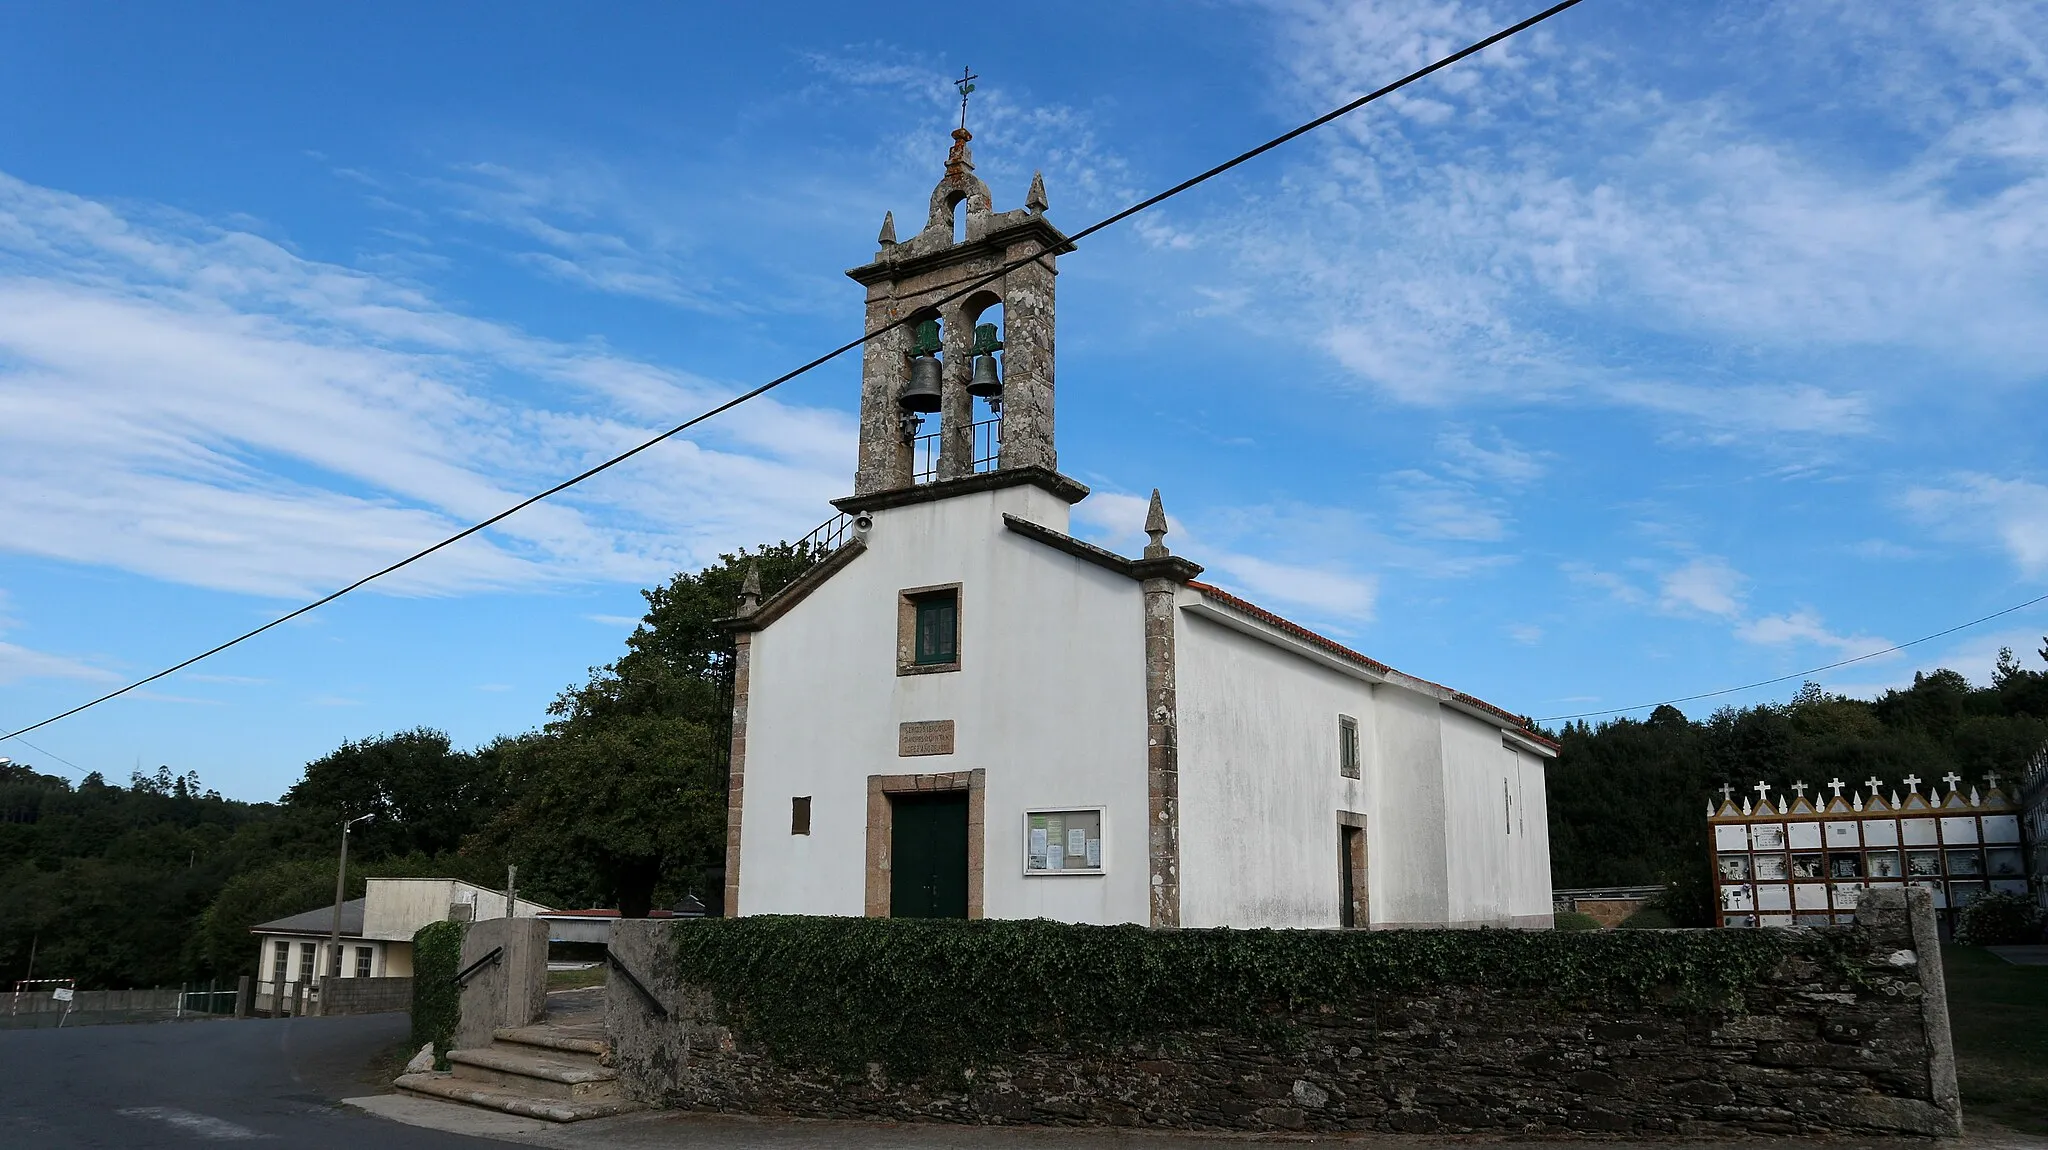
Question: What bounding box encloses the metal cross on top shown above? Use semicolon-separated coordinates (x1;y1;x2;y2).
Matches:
1829;778;1846;799
1865;776;1883;794
1941;771;1963;792
1986;772;2001;792
1718;783;1734;803
955;66;978;131
1753;780;1772;803
1902;773;1922;792
1791;781;1809;800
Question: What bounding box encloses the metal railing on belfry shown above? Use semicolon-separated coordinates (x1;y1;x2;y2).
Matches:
911;417;1002;485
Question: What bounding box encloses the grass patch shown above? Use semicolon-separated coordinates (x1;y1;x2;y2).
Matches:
548;965;607;991
1942;944;2048;1136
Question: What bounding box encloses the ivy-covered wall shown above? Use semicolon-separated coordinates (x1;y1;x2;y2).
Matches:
605;889;1960;1137
409;919;465;1067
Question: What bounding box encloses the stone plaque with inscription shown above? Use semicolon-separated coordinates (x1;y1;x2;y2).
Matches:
898;720;955;757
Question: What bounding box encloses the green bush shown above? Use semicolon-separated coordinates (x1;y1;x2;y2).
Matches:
1554;911;1602;931
1957;892;2046;946
1619;907;1676;930
672;916;1844;1080
410;919;467;1068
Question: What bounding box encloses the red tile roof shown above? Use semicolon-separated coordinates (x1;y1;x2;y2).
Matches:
1184;580;1557;751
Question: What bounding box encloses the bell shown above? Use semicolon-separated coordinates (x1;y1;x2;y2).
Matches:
968;352;1002;399
900;355;942;413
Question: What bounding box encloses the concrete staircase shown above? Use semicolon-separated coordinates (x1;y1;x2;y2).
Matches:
395;992;640;1123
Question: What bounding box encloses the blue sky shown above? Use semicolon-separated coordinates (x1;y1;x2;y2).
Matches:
3;1;2046;800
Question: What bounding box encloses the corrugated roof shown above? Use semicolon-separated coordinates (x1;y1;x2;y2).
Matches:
251;898;365;937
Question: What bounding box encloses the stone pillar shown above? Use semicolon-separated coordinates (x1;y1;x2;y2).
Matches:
1853;886;1961;1135
453;917;550;1052
854;290;914;495
937;303;975;480
234;975;251;1019
1143;577;1181;927
996;245;1056;473
722;630;753;918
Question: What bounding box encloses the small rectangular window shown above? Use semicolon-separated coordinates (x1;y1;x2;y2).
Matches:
298;942;316;983
792;796;812;835
914;592;958;665
355;946;374;978
1338;715;1360;779
272;942;289;984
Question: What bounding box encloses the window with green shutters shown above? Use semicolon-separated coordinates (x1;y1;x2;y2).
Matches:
913;592;958;665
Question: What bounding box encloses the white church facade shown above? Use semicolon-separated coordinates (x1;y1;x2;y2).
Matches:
721;126;1555;931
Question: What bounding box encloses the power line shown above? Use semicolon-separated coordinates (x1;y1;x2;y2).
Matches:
1534;590;2048;724
0;735;89;778
3;0;1588;743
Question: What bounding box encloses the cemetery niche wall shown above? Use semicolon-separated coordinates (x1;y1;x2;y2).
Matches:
1710;773;2027;932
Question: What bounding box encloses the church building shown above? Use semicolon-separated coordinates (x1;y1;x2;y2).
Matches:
721;124;1556;931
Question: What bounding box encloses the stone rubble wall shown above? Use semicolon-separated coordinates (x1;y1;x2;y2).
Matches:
605;888;1960;1138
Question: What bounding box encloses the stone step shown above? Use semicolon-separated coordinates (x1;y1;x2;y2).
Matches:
445;1045;620;1100
494;1024;609;1060
394;1072;640;1123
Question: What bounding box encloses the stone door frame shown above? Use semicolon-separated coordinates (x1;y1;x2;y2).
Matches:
866;769;986;919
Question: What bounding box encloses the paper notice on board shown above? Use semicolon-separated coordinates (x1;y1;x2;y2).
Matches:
1068;828;1087;858
1085;838;1101;868
1029;827;1048;857
1048;844;1065;870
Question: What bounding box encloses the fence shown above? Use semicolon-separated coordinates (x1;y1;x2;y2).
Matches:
3;984;240;1030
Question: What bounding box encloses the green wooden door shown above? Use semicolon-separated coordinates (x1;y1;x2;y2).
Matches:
890;792;969;918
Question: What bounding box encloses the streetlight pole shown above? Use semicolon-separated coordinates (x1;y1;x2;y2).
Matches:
324;812;375;1012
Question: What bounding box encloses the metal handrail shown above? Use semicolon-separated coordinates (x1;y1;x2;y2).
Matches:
451;946;503;988
796;511;856;556
605;950;669;1018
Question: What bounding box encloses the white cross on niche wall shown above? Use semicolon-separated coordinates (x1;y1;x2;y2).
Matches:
1792;781;1808;799
1753;780;1772;802
1941;772;1963;791
1903;774;1921;792
1829;778;1845;799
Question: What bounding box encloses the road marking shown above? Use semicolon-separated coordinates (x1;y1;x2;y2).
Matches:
116;1107;271;1140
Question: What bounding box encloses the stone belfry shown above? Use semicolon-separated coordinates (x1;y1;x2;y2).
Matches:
845;111;1069;495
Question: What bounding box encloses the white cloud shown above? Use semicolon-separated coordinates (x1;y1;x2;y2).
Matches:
0;170;854;600
1505;622;1543;645
1070;491;1377;621
1659;557;1746;618
1736;609;1891;658
1904;474;2048;577
0;589;115;686
1230;1;2048;436
0;640;117;687
1437;429;1546;485
1387;470;1506;542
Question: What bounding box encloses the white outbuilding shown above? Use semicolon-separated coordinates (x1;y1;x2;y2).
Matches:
720;129;1555;931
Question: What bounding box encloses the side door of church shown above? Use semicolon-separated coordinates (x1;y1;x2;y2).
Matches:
890;792;969;918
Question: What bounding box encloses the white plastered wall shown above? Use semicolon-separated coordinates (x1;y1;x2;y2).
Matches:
1174;594;1552;930
1174;611;1374;928
738;484;1151;925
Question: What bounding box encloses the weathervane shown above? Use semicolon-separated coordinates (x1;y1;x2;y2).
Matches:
955;66;978;131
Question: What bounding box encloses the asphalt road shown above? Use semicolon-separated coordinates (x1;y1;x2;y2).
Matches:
0;1012;501;1148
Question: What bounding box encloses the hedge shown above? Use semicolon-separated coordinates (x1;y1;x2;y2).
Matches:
672;916;1856;1080
410;919;467;1068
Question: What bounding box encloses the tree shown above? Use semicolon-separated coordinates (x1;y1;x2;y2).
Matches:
284;729;501;859
482;543;818;916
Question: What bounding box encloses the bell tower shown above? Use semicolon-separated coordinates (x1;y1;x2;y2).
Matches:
844;117;1071;496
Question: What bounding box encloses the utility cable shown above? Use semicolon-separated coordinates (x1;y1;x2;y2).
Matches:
1533;590;2048;724
3;0;1588;742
